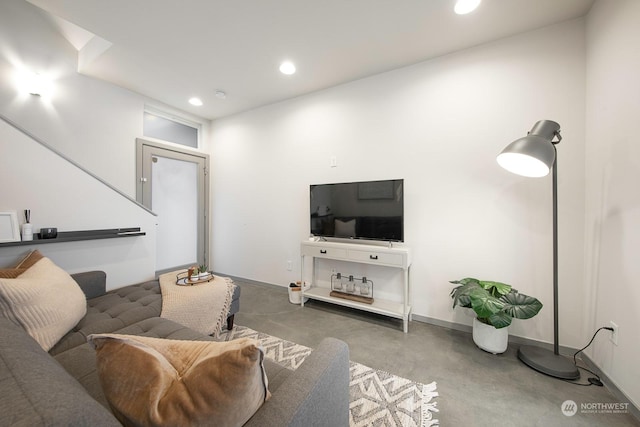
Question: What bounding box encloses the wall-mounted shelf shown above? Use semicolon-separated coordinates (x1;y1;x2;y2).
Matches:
0;228;145;248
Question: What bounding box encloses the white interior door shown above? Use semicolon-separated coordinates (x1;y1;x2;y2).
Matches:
137;139;208;274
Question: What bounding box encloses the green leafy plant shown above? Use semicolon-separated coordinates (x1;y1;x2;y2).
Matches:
198;264;208;274
450;277;543;329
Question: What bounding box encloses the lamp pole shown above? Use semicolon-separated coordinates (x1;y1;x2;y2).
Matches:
552;146;559;356
499;120;580;380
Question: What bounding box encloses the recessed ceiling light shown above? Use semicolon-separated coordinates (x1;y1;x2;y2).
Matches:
215;90;226;100
188;97;203;106
279;61;296;75
454;0;481;15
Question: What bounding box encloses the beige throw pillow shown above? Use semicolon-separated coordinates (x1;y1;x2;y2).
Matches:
88;334;270;427
0;256;87;351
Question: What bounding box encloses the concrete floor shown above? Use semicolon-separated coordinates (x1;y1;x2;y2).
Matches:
234;280;639;427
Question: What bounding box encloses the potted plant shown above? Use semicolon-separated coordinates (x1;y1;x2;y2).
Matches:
449;277;543;354
198;264;209;279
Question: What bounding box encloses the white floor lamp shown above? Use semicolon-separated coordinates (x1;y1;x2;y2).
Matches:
496;120;580;380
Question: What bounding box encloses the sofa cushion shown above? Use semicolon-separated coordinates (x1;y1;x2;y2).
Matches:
55;317;290;411
0;256;86;351
88;333;271;427
49;280;162;355
50;280;242;355
55;316;215;408
0;317;119;426
72;270;108;299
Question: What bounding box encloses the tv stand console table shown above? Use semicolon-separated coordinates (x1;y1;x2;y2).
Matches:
300;241;412;333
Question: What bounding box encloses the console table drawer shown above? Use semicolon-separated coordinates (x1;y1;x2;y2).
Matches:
303;246;348;260
348;250;404;266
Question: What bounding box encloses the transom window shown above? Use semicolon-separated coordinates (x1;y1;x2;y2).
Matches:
143;108;200;149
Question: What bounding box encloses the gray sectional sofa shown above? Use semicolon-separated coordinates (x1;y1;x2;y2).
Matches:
0;271;350;426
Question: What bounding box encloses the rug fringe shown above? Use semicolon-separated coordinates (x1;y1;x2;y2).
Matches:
421;381;439;426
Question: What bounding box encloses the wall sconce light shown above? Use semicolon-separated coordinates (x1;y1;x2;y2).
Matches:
454;0;481;15
15;69;53;98
279;61;296;75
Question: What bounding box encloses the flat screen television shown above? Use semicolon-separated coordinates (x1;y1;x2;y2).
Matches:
310;179;404;242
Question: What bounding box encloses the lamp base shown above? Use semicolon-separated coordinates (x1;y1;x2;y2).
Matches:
517;345;580;380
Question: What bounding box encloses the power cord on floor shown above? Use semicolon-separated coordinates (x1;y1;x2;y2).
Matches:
562;326;613;387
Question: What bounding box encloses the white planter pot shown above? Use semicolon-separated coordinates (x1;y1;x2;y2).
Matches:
472;317;508;354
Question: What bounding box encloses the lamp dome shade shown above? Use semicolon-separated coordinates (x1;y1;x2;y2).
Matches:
497;120;560;178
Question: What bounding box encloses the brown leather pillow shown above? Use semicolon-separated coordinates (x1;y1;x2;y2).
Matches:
0;268;24;278
15;249;44;269
0;250;44;278
88;334;270;427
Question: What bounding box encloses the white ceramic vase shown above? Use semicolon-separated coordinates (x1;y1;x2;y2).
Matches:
472;317;508;354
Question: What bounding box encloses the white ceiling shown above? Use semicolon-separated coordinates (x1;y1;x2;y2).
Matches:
27;0;594;120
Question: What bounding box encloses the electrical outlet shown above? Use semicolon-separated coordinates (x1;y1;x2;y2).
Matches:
609;321;619;346
286;260;292;271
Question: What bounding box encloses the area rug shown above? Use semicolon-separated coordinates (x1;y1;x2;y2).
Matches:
220;326;439;427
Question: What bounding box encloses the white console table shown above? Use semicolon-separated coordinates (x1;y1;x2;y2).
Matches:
300;241;412;333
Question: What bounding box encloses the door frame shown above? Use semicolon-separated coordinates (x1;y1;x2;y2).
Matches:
136;138;210;272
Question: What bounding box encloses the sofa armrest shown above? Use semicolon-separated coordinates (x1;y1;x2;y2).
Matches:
71;271;107;299
245;337;350;427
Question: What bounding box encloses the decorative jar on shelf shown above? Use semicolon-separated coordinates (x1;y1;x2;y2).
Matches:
345;275;355;293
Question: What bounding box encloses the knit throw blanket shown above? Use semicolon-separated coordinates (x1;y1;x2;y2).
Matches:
158;271;236;337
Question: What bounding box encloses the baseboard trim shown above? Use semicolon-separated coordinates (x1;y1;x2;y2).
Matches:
213;272;285;291
411;313;578;356
225;274;638;421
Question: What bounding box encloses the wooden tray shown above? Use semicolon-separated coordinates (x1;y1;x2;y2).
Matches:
330;290;374;304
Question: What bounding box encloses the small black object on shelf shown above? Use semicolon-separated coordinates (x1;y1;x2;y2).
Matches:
40;227;57;239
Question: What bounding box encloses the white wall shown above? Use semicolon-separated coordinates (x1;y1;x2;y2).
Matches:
0;0;141;196
210;20;587;347
0;0;210;198
585;0;640;409
0;0;205;286
0;119;157;290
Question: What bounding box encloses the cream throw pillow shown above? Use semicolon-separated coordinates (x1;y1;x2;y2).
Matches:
88;334;270;427
0;256;87;351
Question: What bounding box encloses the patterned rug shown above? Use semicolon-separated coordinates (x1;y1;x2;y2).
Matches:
220;326;439;427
